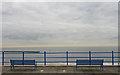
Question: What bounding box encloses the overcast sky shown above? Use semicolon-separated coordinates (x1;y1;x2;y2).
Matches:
2;2;118;47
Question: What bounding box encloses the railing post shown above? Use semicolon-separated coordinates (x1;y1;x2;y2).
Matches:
44;51;46;66
2;51;4;66
112;51;114;65
66;51;68;66
89;51;91;65
23;52;24;65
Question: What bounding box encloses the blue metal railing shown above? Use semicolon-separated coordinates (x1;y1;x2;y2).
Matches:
44;51;46;66
89;51;91;65
1;51;120;66
66;51;68;65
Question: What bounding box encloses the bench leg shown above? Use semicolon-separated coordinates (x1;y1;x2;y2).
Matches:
35;64;37;70
76;65;78;71
13;65;14;70
100;65;102;71
11;65;12;71
102;65;104;71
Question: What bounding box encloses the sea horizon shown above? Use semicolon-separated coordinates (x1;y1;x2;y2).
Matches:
1;46;118;52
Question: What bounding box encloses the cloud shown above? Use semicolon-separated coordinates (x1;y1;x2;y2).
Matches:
2;2;118;46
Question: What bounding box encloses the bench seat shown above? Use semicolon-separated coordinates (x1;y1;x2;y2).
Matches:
10;60;37;71
76;59;104;71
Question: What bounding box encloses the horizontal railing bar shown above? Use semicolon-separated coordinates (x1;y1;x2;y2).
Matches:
114;61;120;62
4;57;120;58
4;57;22;58
3;62;10;63
114;52;120;53
24;52;44;54
2;52;120;54
47;61;66;63
24;57;43;58
68;57;89;58
47;57;66;58
69;52;88;54
1;51;120;52
92;52;112;53
114;57;120;58
4;53;22;54
104;61;112;62
103;61;120;62
91;57;112;58
36;61;66;63
36;61;44;63
68;61;76;63
46;52;66;54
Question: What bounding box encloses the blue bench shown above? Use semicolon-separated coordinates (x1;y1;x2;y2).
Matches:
10;60;37;71
76;59;104;71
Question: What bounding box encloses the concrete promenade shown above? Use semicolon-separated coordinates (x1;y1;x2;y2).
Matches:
1;66;120;75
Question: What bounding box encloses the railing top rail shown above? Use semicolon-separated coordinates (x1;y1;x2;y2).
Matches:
0;51;120;54
0;50;120;52
46;52;66;54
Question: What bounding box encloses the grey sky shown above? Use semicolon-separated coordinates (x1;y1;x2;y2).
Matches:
2;2;118;47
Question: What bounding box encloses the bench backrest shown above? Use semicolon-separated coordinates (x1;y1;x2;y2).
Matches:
76;60;103;65
91;60;103;65
10;60;35;65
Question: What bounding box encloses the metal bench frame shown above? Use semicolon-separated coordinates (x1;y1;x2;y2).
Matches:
76;59;104;71
10;60;37;71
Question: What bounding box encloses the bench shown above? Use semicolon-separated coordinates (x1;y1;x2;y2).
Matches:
76;59;104;71
10;60;37;71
